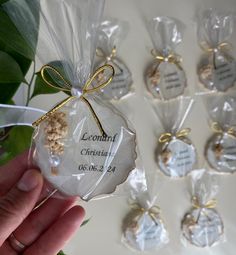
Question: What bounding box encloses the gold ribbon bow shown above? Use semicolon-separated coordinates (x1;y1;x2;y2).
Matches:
32;64;115;136
200;41;232;54
200;41;232;69
131;203;161;225
159;128;191;143
96;46;117;62
151;49;183;70
192;196;217;209
211;122;236;138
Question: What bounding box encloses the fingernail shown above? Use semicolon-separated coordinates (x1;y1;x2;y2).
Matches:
17;170;41;192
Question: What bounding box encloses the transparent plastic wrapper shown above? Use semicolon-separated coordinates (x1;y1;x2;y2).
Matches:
197;9;236;92
145;16;187;100
122;165;169;252
151;97;197;177
182;169;224;247
3;0;137;201
204;93;236;173
95;18;132;100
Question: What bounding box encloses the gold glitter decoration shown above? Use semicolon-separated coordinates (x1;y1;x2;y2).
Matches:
213;143;223;160
147;66;161;87
44;111;68;156
97;71;106;84
200;64;213;80
182;214;196;227
161;148;172;165
51;167;59;176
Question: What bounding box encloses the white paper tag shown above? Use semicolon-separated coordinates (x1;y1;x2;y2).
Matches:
206;133;236;173
158;138;196;177
199;52;236;91
124;213;168;251
182;208;223;247
214;54;236;91
146;61;186;100
96;58;132;100
34;97;136;200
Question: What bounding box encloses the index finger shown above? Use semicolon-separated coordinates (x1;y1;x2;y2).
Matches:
0;151;65;203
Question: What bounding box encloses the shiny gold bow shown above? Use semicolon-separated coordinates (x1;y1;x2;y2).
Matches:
96;46;117;62
192;196;217;209
159;128;191;143
211;122;236;138
131;203;161;225
151;49;183;70
200;41;232;69
200;41;232;54
32;64;115;136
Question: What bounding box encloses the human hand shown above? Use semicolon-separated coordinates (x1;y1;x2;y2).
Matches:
0;151;85;255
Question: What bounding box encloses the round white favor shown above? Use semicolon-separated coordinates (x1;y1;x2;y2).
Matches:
206;133;236;173
123;209;168;251
157;137;197;177
198;52;236;91
145;61;186;100
95;58;132;100
33;96;136;200
182;208;224;247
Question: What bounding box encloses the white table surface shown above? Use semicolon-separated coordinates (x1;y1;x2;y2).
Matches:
29;0;236;254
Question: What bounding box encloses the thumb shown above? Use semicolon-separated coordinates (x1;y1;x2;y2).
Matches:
0;169;43;246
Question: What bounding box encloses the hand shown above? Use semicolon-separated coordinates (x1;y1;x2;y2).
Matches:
0;151;85;255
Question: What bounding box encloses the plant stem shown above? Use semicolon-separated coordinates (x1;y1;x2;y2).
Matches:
26;60;36;106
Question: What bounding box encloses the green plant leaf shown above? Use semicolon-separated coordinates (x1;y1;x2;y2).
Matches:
0;51;25;103
0;39;33;104
0;8;34;60
31;60;72;99
57;251;66;255
81;218;91;227
0;83;20;104
0;0;9;4
0;150;12;166
0;51;24;83
0;126;33;165
3;47;32;75
32;72;60;98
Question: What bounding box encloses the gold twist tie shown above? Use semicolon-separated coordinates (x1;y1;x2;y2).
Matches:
96;46;117;62
200;42;232;69
159;128;191;143
200;41;232;54
211;122;236;138
32;64;115;136
192;196;217;209
151;49;183;70
131;203;161;225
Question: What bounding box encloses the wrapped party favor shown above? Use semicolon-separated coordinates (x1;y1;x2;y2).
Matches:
145;17;187;100
204;94;236;173
95;18;132;100
3;0;136;200
152;98;197;177
182;169;224;247
197;9;236;92
122;166;169;251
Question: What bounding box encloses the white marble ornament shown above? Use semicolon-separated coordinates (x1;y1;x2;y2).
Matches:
157;138;196;177
123;211;168;251
198;52;236;91
95;58;132;100
206;133;236;173
145;61;186;100
182;208;224;247
33;96;136;200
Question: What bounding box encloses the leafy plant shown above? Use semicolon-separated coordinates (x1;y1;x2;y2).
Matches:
58;251;66;255
0;3;91;254
0;1;62;165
